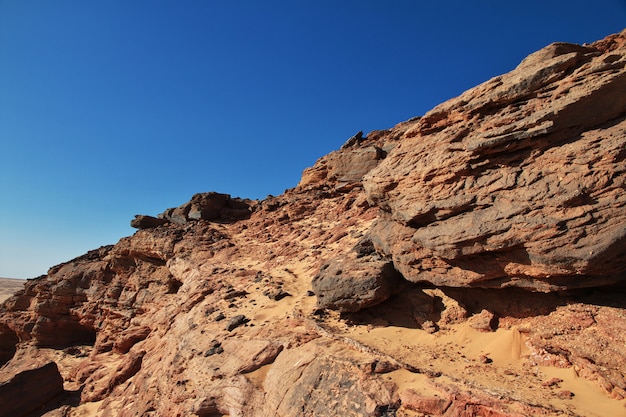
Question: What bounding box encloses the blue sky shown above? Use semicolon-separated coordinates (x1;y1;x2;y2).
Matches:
1;1;625;278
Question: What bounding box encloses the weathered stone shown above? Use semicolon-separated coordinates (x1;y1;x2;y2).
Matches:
468;309;498;332
156;192;254;225
312;253;402;312
204;340;223;356
299;144;387;191
363;30;626;291
399;388;451;415
0;30;624;417
82;350;145;402
341;130;364;149
542;377;563;387
0;362;64;417
264;288;291;301
370;360;399;374
221;339;284;374
226;314;248;331
113;326;151;353
130;215;169;229
557;390;575;399
261;341;397;416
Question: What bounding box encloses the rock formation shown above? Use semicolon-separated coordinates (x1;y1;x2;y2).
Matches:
0;362;65;417
131;192;254;229
363;34;626;291
0;30;625;416
312;244;403;312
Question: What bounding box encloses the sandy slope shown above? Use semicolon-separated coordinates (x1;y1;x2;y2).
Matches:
0;278;26;303
3;201;625;416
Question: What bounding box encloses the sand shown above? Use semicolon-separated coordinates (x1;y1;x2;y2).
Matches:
331;317;626;416
0;277;26;303
3;215;625;416
229;250;626;416
225;221;626;417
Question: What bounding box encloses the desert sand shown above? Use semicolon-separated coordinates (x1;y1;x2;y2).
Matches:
5;212;626;417
0;278;26;303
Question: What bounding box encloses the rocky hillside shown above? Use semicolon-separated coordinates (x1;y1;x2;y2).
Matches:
1;30;625;417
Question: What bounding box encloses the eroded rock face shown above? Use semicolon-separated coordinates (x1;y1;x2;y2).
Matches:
0;323;18;366
260;340;397;416
131;192;255;229
0;30;625;417
300;144;386;192
159;192;255;225
363;30;626;291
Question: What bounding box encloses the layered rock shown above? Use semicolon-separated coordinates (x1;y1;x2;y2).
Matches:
131;192;254;229
0;30;625;417
160;192;254;224
363;30;626;291
298;126;405;193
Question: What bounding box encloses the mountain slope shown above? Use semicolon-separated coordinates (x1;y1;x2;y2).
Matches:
0;29;625;417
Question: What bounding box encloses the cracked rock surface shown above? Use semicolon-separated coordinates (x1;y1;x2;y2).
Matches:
0;30;625;417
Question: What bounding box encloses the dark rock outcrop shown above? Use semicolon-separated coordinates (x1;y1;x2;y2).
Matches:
159;192;254;225
130;214;168;229
0;362;64;417
312;252;402;312
131;192;255;229
363;30;626;291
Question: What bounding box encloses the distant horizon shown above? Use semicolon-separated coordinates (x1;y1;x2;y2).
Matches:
2;1;625;278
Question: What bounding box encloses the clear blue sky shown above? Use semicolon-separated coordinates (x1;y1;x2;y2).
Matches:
1;1;624;279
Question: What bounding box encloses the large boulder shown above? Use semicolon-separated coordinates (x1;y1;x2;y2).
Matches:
363;30;626;291
312;250;403;312
130;215;169;229
0;362;64;417
158;192;254;224
299;131;391;192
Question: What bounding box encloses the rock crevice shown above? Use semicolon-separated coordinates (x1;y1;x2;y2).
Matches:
363;31;626;291
0;29;625;417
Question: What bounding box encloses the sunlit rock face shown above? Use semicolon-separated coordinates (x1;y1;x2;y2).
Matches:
0;30;625;417
363;31;626;291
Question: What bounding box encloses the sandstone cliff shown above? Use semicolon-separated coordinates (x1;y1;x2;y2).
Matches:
0;30;625;417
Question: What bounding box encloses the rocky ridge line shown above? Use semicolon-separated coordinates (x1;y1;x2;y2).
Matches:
0;29;625;417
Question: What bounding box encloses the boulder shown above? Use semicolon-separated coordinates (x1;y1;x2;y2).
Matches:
312;252;403;312
157;192;254;224
0;362;64;417
363;32;626;291
399;388;451;415
131;214;169;229
299;143;387;191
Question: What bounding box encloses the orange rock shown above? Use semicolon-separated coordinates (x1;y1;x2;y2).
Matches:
0;29;625;417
